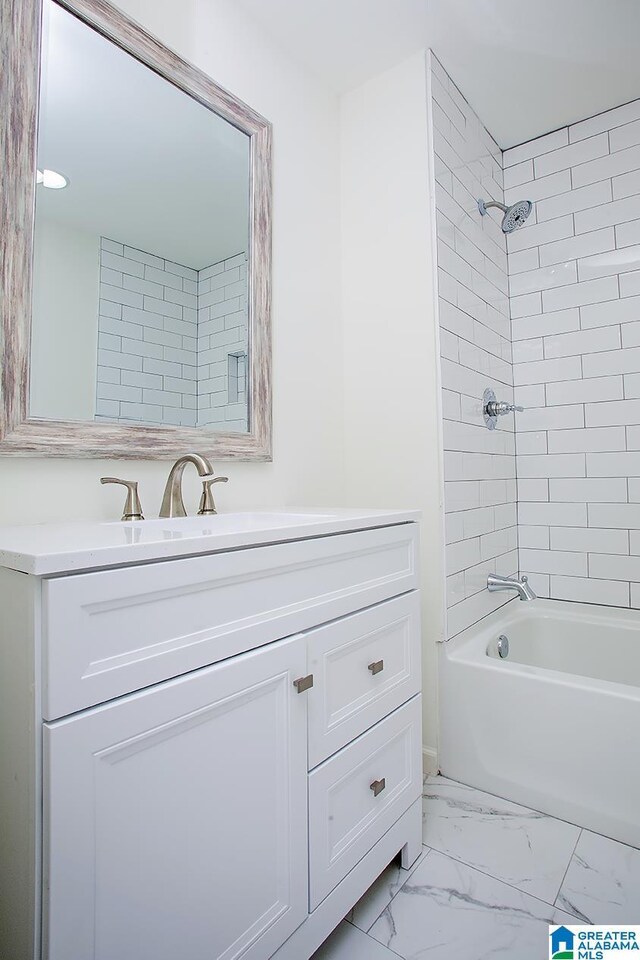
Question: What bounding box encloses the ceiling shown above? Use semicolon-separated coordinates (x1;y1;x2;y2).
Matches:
235;0;640;148
37;0;249;268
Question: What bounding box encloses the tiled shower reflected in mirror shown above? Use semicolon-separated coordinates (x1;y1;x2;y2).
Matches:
30;0;251;432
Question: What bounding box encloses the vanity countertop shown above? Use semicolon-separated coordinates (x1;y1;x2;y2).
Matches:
0;508;420;576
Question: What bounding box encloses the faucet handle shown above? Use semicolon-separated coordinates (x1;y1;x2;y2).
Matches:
489;400;525;416
197;476;229;516
101;477;144;521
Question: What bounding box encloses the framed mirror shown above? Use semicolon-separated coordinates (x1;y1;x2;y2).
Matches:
1;0;272;459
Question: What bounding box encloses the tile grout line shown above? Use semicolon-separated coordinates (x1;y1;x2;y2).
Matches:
417;843;578;916
422;778;592;914
360;847;434;936
344;911;408;960
553;828;583;912
359;929;406;960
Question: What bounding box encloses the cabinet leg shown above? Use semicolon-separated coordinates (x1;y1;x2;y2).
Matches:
400;798;423;869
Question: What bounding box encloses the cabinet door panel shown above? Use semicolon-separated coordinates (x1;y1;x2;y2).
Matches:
43;637;308;960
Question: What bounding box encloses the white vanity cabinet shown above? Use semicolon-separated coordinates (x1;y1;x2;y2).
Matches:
0;510;423;960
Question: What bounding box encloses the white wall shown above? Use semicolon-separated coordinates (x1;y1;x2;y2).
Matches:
506;97;640;608
0;0;344;524
341;53;443;763
31;216;99;421
429;55;519;639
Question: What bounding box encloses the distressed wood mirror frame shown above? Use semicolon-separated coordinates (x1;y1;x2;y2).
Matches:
0;0;272;459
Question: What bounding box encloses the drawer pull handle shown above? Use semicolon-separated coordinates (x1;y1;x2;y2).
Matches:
368;660;384;675
293;674;314;694
370;778;386;797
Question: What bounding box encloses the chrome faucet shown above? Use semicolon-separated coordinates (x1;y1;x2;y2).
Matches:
487;573;536;601
159;454;215;518
483;388;524;431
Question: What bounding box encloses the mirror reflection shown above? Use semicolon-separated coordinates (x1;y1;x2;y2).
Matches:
31;0;251;432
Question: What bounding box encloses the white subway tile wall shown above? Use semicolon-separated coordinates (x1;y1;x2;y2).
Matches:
506;97;640;609
197;253;248;432
431;55;518;638
96;238;198;426
96;240;248;430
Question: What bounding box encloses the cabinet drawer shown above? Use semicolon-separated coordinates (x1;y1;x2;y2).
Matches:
308;695;422;910
42;524;418;720
307;592;421;768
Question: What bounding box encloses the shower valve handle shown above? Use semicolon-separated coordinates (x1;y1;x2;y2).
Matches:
485;400;524;417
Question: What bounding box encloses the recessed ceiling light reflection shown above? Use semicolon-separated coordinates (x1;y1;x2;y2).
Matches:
36;168;69;189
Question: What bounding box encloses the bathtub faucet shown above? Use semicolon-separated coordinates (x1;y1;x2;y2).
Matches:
487;573;536;601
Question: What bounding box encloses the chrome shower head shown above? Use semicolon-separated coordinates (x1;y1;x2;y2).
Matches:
478;197;533;234
502;199;533;233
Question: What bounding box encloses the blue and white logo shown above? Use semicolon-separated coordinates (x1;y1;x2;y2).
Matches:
549;925;640;959
551;926;574;959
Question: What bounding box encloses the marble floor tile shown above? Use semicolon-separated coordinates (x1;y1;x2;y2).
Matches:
368;850;578;960
423;775;580;903
556;830;640;924
350;848;429;932
310;920;401;960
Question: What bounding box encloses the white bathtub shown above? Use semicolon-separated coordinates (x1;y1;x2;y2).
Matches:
439;598;640;848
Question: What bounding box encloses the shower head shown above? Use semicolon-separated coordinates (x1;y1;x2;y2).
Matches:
502;199;533;233
478;197;533;234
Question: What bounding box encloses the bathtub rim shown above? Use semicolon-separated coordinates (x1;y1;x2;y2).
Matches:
444;597;640;703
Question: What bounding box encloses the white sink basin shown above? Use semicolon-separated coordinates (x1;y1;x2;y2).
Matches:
118;512;338;537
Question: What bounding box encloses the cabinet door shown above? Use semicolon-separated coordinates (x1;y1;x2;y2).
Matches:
43;636;308;960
